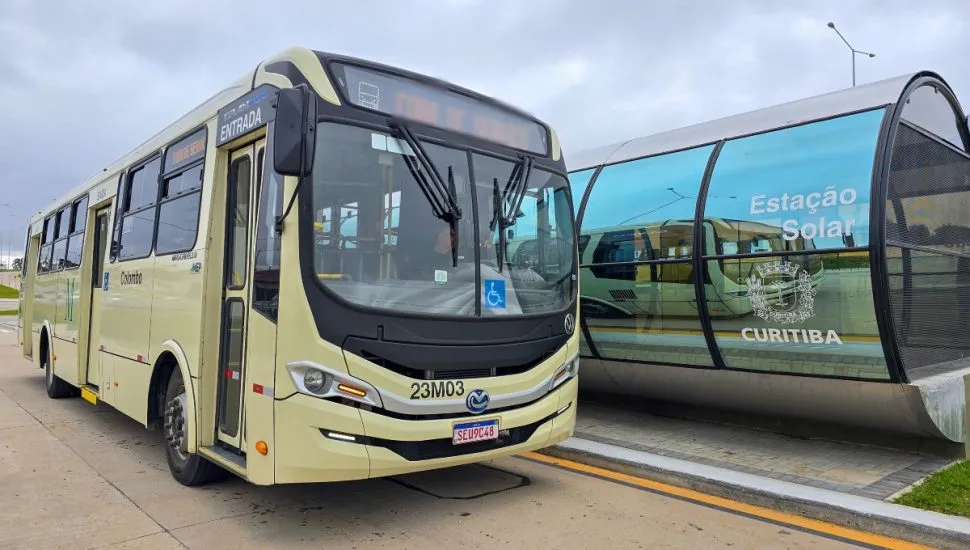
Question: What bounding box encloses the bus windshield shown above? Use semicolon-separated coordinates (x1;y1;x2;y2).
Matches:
310;122;575;317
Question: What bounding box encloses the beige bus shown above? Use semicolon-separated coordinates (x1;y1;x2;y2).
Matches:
18;47;580;486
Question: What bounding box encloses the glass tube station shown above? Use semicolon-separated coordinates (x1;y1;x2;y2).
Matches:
567;71;970;447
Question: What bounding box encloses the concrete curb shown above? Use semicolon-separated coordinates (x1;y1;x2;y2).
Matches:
541;437;970;550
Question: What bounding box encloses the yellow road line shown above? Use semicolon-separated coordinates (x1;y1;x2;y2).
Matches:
520;451;933;550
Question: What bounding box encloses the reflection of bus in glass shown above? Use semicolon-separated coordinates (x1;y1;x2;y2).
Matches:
578;218;824;319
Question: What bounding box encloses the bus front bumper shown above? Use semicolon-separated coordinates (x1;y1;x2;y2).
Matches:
272;376;578;484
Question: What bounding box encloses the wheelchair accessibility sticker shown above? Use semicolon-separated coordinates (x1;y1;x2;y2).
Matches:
483;279;506;309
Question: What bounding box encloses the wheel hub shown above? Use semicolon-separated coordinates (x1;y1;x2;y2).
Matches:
163;392;189;461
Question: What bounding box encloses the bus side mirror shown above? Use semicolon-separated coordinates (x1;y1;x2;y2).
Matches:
273;86;316;177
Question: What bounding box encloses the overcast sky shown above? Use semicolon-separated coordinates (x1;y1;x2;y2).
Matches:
0;0;967;260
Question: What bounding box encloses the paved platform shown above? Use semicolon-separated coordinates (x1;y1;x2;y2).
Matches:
573;401;952;500
1;327;905;549
536;399;970;547
545;437;970;549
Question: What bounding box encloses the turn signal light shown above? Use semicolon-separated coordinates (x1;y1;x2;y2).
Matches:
337;383;367;398
255;440;268;455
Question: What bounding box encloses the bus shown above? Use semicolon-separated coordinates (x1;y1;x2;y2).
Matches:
18;47;580;486
577;217;824;320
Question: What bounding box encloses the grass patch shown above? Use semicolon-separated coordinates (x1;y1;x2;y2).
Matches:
0;284;17;299
894;460;970;517
0;309;17;316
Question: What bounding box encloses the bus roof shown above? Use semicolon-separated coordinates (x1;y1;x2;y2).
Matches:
28;70;252;228
318;51;543;126
29;47;555;228
566;71;945;172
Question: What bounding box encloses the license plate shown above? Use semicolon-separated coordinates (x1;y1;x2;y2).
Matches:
452;419;499;445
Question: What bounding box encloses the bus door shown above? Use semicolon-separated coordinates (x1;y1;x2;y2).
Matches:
21;231;40;359
216;139;265;450
85;208;111;386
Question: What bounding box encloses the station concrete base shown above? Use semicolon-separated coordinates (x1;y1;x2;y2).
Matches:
570;398;953;499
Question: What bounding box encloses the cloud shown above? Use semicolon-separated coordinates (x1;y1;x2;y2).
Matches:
0;0;967;256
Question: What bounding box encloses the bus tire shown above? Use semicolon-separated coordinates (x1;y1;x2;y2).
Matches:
43;336;75;399
162;369;226;486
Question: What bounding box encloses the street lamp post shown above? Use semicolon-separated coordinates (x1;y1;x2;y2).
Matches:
827;21;875;87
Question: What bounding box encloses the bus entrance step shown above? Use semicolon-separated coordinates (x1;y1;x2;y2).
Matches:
199;445;247;476
80;385;99;405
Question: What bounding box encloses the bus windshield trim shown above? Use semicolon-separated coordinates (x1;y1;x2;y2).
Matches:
307;121;577;319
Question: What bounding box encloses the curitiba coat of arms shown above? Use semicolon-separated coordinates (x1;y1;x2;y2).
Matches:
745;260;817;325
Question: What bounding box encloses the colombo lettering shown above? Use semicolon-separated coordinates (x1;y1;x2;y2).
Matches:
750;185;857;241
120;270;143;285
741;327;843;345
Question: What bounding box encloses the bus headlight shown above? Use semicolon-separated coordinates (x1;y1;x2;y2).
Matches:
285;361;384;408
303;369;328;394
551;354;579;391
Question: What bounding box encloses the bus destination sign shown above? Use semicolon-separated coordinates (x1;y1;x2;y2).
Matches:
216;84;277;147
164;128;207;173
331;62;549;155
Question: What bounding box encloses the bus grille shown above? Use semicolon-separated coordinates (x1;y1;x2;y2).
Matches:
358;350;551;380
433;368;493;379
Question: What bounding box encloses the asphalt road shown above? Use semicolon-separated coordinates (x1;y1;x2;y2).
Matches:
0;323;893;549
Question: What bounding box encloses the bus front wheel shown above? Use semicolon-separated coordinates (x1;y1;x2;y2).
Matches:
162;369;226;486
43;338;75;399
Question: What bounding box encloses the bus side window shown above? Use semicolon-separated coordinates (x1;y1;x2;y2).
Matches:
65;196;88;270
254;145;282;321
51;207;69;272
21;227;30;276
38;216;53;274
114;158;161;261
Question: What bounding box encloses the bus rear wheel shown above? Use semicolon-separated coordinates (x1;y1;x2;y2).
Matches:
162;369;226;486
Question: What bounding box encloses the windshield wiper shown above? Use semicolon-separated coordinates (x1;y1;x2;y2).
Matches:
501;155;534;227
390;119;462;267
489;155;535;273
491;177;506;273
390;120;462;223
447;165;459;267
